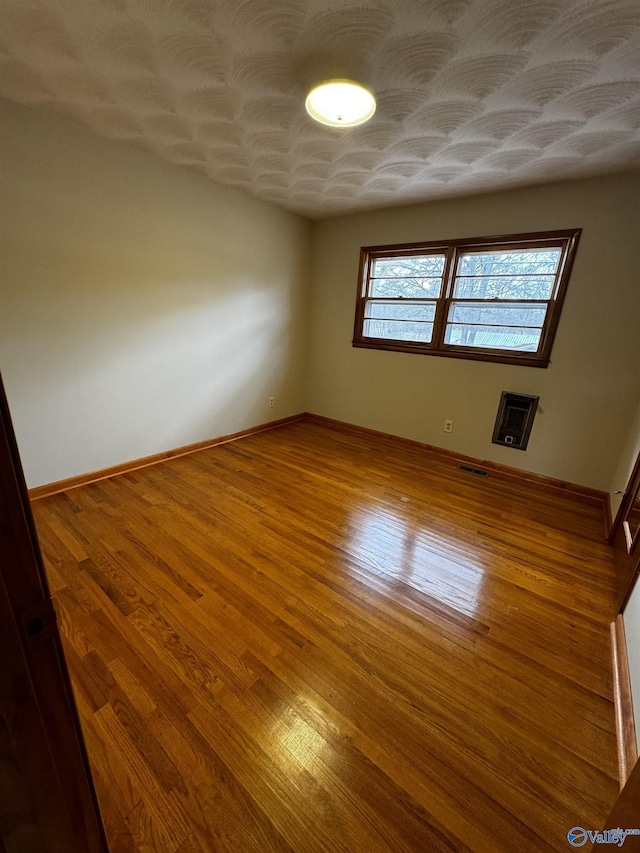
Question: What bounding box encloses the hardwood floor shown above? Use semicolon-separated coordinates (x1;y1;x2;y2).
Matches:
32;419;620;852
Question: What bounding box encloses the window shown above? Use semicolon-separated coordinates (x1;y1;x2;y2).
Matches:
353;229;581;367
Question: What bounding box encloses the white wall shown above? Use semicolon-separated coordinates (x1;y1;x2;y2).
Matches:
0;98;311;488
307;172;640;491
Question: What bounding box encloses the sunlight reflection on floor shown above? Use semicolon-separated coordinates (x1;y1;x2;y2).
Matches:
345;506;486;618
280;714;327;771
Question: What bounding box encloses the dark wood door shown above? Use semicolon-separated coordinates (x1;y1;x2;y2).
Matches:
611;451;640;611
601;757;640;852
0;373;107;853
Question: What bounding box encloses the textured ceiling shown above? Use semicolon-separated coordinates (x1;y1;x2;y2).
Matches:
1;0;639;218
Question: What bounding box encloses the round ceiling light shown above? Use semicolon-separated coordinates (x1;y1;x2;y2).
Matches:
305;79;376;128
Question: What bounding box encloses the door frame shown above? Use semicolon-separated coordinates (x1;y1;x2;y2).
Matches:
610;450;640;612
0;373;108;853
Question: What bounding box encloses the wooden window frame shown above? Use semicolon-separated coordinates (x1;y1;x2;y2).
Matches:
352;229;582;368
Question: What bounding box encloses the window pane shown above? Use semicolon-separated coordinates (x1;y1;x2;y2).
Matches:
355;230;579;363
370;277;443;299
453;275;555;300
372;255;445;278
448;302;547;327
365;301;436;321
364;319;433;343
457;248;561;277
445;324;541;351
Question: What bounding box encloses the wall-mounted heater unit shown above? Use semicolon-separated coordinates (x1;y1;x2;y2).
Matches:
492;392;539;451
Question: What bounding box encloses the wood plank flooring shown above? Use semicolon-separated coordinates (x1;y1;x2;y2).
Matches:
32;419;620;852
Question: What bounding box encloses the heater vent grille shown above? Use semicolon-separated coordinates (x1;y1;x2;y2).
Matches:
492;391;539;451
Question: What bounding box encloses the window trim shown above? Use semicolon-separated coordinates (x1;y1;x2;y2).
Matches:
352;229;582;368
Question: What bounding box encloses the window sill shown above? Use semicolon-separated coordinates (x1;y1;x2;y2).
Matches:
352;338;550;368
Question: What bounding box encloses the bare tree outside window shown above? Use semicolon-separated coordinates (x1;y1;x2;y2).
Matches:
353;230;581;367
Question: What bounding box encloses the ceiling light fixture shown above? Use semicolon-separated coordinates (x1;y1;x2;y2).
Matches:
305;79;376;128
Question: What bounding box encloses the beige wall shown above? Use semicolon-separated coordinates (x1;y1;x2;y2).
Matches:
307;172;640;491
0;99;311;488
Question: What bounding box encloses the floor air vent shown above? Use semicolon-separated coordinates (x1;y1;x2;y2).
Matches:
459;465;489;478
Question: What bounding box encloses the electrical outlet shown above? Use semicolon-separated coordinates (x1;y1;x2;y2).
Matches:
444;419;453;433
268;396;275;408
